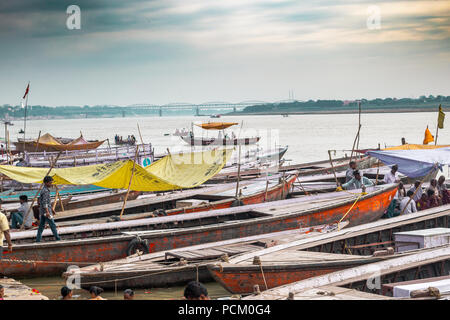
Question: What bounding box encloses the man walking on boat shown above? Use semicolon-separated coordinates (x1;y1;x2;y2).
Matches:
35;176;61;242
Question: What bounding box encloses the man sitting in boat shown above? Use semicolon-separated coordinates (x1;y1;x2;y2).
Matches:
341;170;374;190
399;190;417;215
345;161;357;183
383;164;400;184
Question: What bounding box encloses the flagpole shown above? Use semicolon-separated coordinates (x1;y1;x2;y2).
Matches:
23;82;29;149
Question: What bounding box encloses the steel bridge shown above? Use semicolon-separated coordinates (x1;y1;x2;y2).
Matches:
119;99;297;116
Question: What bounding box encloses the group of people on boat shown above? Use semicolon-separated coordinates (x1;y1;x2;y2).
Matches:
338;160;450;218
174;128;189;136
114;134;136;145
217;131;236;141
388;176;450;217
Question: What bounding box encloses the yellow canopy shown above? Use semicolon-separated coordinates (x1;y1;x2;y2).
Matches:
0;149;233;192
195;122;238;130
37;133;62;146
384;144;450;150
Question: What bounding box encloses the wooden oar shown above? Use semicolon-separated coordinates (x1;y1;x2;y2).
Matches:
20;152;62;230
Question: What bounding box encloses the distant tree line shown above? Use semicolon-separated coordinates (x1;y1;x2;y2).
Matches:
241;95;450;113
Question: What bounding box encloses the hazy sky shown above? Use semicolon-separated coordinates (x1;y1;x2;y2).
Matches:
0;0;449;106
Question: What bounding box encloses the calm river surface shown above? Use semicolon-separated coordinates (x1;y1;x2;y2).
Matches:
12;111;449;163
10;111;449;299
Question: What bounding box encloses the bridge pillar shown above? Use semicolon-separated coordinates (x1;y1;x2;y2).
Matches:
196;107;199;117
159;107;162;117
233;106;236;113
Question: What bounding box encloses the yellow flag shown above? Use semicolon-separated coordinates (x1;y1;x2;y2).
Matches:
438;104;445;129
423;126;434;145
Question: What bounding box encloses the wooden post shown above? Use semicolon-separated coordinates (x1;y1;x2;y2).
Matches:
52;187;60;212
375;160;381;185
34;130;41;152
328;150;339;186
235;145;242;198
350;124;362;161
20;152;62;230
119;146;140;220
137;123;146;158
356;101;361;150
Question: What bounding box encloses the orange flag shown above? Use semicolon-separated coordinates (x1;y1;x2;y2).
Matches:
423;126;434;144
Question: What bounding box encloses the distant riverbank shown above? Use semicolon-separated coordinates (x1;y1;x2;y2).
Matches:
227;107;450;116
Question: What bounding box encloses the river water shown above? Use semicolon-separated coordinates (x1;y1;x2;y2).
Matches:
12;111;449;164
9;111;449;299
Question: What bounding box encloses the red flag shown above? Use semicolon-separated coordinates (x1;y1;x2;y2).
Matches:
23;84;30;99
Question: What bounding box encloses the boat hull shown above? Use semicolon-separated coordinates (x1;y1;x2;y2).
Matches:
0;185;396;277
181;136;260;146
208;259;377;294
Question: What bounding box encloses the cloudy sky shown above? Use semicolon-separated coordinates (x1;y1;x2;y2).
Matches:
0;0;449;106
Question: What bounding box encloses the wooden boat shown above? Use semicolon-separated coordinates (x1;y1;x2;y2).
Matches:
62;223;347;289
209;250;390;295
51;173;297;223
23;144;154;168
209;154;376;183
57;190;141;212
181;135;260;146
243;245;450;300
0;184;108;203
209;205;450;295
2;184;396;277
14;133;105;153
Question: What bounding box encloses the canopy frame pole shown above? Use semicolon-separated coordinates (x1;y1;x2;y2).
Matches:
20;152;61;230
328;150;339;186
119;146;139;220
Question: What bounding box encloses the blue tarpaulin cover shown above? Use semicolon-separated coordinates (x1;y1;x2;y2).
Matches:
366;148;450;178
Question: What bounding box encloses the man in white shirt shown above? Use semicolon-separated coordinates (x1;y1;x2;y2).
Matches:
399;190;418;215
383;164;400;184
